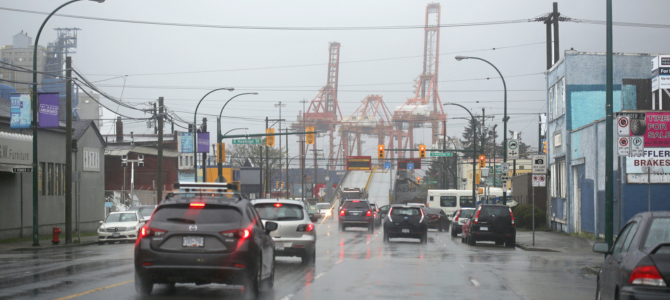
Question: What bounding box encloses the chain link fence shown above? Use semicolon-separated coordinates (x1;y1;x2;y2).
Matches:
105;190;161;211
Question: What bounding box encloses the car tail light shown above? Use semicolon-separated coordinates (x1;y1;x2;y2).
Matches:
454;210;461;222
141;226;166;238
297;223;314;232
374;213;377;217
190;202;205;208
509;207;515;226
220;229;251;239
474;207;482;224
630;265;667;286
274;203;283;207
419;209;425;223
366;210;372;217
387;208;394;222
340;210;345;216
353;200;360;203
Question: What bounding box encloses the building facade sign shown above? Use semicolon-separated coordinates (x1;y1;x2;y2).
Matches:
9;93;31;129
180;133;194;153
0;132;32;166
626;148;670;174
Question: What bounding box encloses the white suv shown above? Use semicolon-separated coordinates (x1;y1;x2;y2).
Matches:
98;211;145;244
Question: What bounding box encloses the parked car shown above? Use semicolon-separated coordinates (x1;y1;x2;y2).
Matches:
370;203;382;227
383;205;428;243
338;200;374;233
126;205;157;221
134;183;278;298
98;211;145;244
422;207;449;232
252;199;317;265
379;205;391;223
462;205;516;248
593;211;670;300
316;203;333;218
451;208;476;237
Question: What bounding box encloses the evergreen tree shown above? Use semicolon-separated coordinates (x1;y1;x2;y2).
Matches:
226;138;284;177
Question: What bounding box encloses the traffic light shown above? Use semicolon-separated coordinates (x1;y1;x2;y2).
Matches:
378;144;385;159
417;176;421;184
217;143;225;163
479;155;486;169
281;182;285;188
266;128;275;146
418;144;426;158
276;181;280;189
543;141;547;154
476;173;481;185
306;126;315;145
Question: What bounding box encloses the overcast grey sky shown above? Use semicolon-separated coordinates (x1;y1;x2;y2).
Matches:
1;0;669;162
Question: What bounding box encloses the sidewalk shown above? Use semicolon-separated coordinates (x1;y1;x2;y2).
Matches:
0;235;99;252
515;230;596;255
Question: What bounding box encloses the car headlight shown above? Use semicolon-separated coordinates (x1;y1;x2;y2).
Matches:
98;227;105;232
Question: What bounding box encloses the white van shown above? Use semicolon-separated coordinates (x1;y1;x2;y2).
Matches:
426;189;478;221
477;187;517;207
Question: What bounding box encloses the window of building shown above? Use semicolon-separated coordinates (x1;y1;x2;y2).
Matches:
55;164;61;196
39;162;45;196
47;163;54;196
179;156;182;166
561;77;566;114
549;86;555;119
550;160;566;198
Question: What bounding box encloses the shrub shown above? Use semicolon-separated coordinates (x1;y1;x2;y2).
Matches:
512;204;546;230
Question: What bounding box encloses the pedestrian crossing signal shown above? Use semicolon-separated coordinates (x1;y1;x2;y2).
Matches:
266;128;275;146
418;145;426;158
378;145;385;159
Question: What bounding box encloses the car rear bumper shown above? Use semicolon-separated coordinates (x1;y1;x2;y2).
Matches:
272;235;316;257
471;230;515;242
385;224;426;238
620;285;670;300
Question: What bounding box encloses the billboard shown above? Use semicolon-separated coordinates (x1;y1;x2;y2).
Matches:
38;93;59;128
629;112;670;147
626;148;670;174
197;132;209;153
180;133;194;153
346;156;371;171
10;93;31;129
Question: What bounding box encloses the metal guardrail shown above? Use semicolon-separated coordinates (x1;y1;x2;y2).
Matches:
365;166;378;191
325;170;350;205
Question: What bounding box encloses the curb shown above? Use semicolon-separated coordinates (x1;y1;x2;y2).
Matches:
515;243;560;252
584;265;601;275
10;240;98;251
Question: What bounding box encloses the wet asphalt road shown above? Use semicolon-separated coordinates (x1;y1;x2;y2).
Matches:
0;217;602;300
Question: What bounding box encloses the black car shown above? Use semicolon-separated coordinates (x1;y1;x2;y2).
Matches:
422;207;449;232
134;183;278;298
383;205;429;243
593;211;670;300
450;208;476;237
338;200;374;233
463;204;515;247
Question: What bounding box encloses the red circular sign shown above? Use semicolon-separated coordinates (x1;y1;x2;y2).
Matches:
619;138;629;147
618;117;629;127
540;176;545;182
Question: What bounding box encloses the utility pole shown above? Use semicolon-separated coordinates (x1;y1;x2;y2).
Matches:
65;56;73;244
275;102;286;194
605;0;614;247
157;97;164;204
265;117;269;197
301;140;305;200
285;128;289;197
200;118;208;182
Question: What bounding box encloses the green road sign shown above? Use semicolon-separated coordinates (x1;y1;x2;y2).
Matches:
429;152;453;157
428;181;438;184
232;139;262;145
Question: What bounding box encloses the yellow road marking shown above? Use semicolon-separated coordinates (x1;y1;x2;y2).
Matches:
53;280;133;300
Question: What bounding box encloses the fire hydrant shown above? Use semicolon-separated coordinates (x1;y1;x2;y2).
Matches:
52;227;61;245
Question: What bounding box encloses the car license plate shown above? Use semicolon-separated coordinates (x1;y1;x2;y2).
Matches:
182;236;204;247
112;233;120;237
275;242;284;250
402;229;410;233
352;212;359;216
480;226;488;231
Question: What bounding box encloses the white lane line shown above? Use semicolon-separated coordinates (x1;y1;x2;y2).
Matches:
470;279;480;287
315;272;326;280
281;294;295;300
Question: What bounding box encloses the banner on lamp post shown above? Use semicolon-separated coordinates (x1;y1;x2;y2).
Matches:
10;93;31;129
197;132;209;153
38;93;59;128
180;133;194;153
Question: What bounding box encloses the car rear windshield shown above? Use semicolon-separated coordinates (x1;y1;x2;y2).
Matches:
440;196;456;207
459;209;475;218
644;217;670;249
316;203;331;209
152;206;242;224
343;201;370;210
480;206;510;217
391;207;421;216
254;203;305;221
105;213;137;223
460;196;476;208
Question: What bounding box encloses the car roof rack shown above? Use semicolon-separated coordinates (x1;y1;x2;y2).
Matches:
173;182;238;192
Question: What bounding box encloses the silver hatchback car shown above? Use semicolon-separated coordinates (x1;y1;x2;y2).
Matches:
251;199;317;265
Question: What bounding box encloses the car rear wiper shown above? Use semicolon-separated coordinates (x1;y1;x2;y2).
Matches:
166;218;196;224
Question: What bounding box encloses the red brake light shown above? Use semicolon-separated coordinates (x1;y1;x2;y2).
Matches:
190;202;205;208
353;200;360;203
274;203;283;207
454;211;461;222
307;223;314;232
630;265;666;286
474;207;481;224
142;227;166;238
241;229;250;239
509;208;515;226
220;229;251;239
140;227;146;237
340;210;345;216
366;210;372;217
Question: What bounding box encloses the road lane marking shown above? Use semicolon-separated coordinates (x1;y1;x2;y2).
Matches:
53;280;133;300
315;272;326;280
281;293;295;300
470;279;480;287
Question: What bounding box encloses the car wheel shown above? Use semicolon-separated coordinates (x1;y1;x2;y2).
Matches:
134;272;153;295
468;234;476;246
495;240;504;246
339;223;345;232
264;255;275;289
505;237;516;248
302;250;316;266
98;241;104;246
595;278;601;300
244;257;261;299
451;228;457;237
461;234;465;243
422;233;428;244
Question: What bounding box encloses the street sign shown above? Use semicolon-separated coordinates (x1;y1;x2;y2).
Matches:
631;136;644;156
503;182;507;191
531;154;546;174
539;175;546;187
501;162;510;174
507;139;519;160
618;137;630;156
384;161;391;169
407;163;414;170
232;139;262;145
429;152;453;157
532;175;539;187
12;167;31;173
501;176;510;181
617;116;630;136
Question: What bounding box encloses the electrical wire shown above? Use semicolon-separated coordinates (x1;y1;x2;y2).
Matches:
74;81;153;121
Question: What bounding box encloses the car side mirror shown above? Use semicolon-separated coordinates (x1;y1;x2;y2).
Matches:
593;242;610;254
99;220;104;224
265;221;279;233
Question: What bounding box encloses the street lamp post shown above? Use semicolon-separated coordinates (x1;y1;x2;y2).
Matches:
216;92;258;180
216;127;248;181
455;56;508;204
193;88;234;182
444;103;478;201
30;0;105;247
